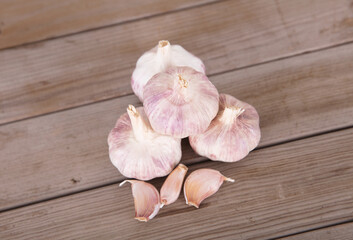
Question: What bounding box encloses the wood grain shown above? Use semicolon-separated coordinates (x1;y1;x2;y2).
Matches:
280;222;353;240
1;0;353;124
0;0;215;49
1;43;352;211
1;128;352;240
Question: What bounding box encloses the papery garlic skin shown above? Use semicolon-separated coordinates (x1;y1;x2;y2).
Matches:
184;169;234;208
160;164;188;207
120;180;160;222
143;66;219;138
131;40;205;101
108;105;182;180
189;94;261;162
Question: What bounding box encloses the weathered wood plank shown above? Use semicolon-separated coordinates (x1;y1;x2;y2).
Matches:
0;128;352;240
0;0;215;49
280;222;353;240
1;0;352;124
0;43;352;211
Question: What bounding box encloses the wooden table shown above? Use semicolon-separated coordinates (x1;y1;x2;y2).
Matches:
0;0;353;239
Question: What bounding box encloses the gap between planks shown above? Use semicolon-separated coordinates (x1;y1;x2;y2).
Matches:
0;0;222;50
276;220;353;240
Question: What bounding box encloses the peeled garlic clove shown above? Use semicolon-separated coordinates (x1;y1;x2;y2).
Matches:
184;169;234;208
108;105;182;180
131;40;205;101
120;180;160;222
143;66;219;138
160;164;188;207
189;93;261;162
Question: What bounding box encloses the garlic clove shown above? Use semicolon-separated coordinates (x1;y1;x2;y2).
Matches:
189;93;261;162
131;40;205;101
120;180;161;222
184;169;234;208
160;164;188;207
108;105;182;180
143;66;219;138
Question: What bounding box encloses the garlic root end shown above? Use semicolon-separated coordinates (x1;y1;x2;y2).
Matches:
135;217;148;222
187;201;200;208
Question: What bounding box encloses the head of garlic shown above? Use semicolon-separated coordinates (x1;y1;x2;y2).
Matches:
189;94;261;162
107;105;182;180
143;66;219;138
120;180;160;222
131;40;205;101
184;168;234;208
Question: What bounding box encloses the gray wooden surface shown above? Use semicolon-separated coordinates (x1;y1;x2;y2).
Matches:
0;0;352;239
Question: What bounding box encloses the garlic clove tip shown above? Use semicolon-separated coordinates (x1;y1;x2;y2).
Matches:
119;180;129;187
158;40;170;48
224;177;235;183
178;163;188;171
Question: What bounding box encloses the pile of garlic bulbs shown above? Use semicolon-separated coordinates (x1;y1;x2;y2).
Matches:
108;40;261;222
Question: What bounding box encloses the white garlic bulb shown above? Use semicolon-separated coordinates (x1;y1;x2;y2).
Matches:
189;94;261;162
119;180;160;222
184;169;234;208
108;105;182;180
143;66;219;138
131;40;205;101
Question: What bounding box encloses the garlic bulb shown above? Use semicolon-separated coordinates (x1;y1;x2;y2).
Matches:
184;169;234;208
160;164;188;207
131;40;205;101
107;105;182;180
120;180;160;222
143;66;219;138
189;94;260;162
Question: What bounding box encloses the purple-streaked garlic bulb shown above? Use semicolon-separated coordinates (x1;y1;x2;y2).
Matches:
131;40;205;101
143;66;219;138
108;105;182;180
119;180;160;222
189;94;261;162
184;169;234;208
